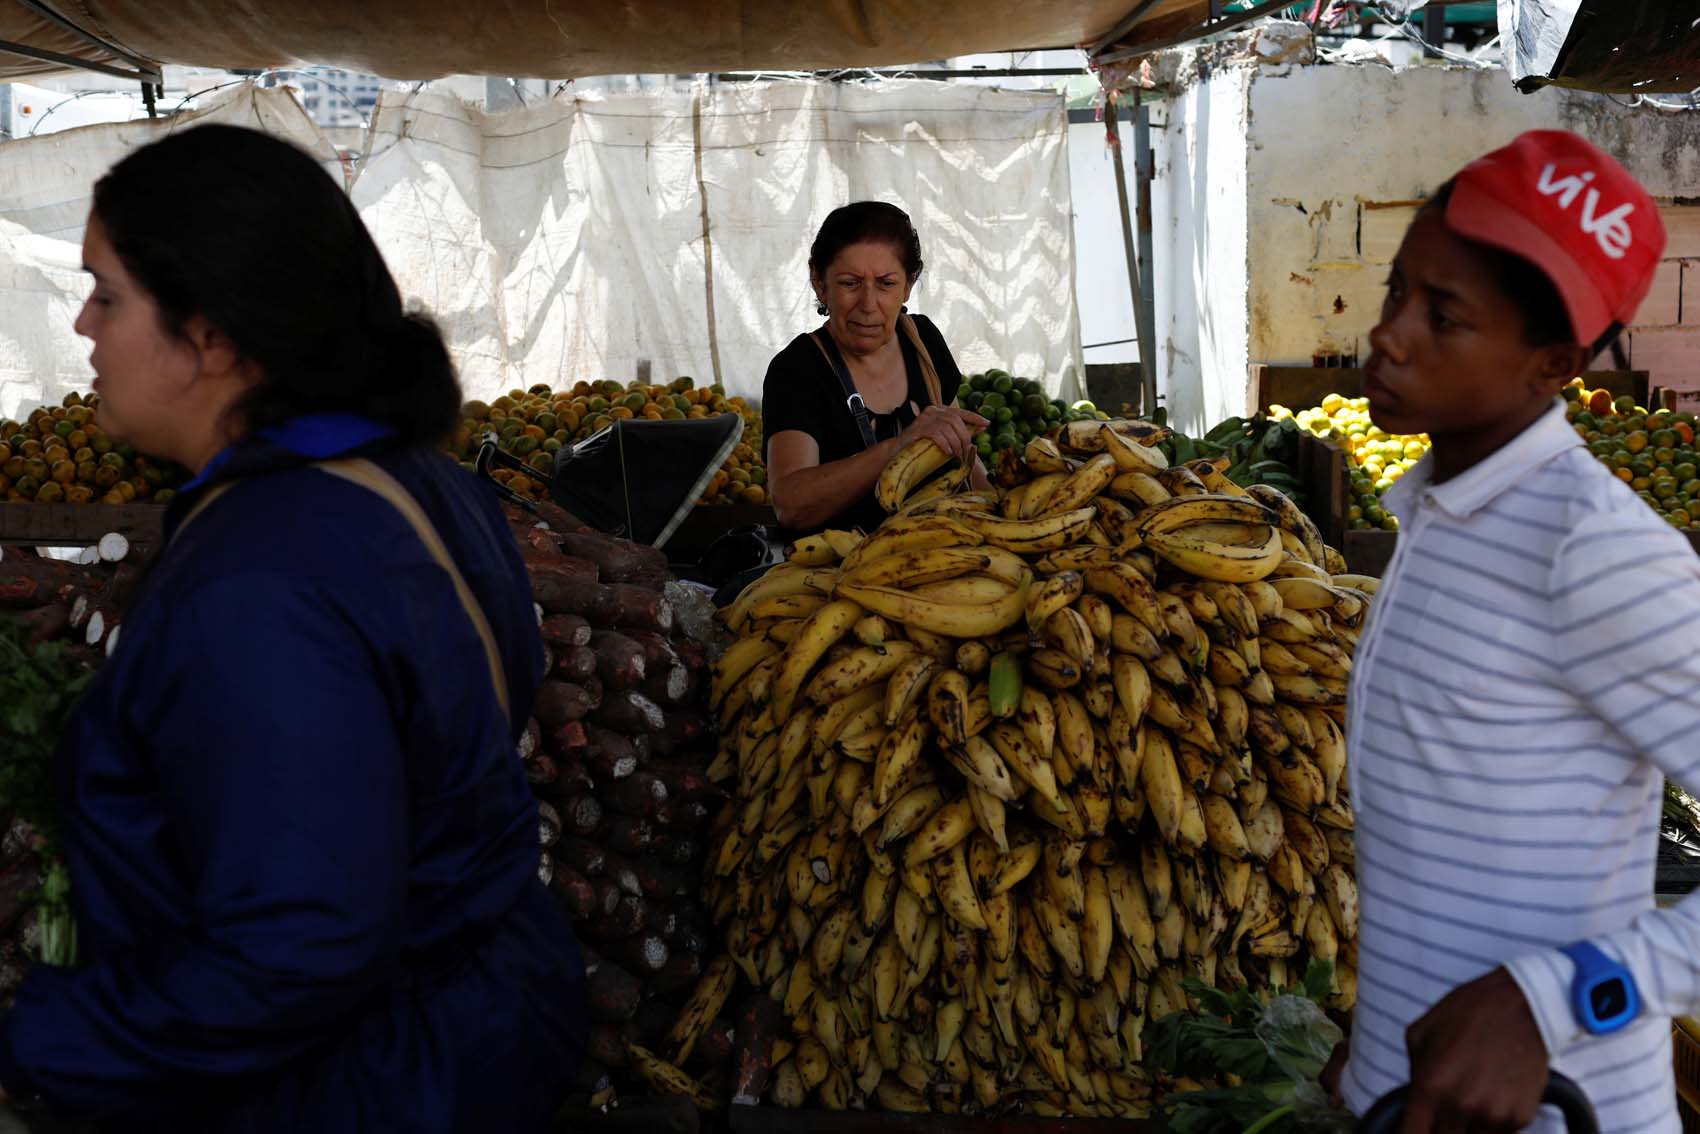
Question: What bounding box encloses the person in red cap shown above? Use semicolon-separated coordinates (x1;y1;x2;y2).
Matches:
1320;130;1686;1131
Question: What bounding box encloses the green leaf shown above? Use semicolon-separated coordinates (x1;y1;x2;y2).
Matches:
1302;960;1336;1002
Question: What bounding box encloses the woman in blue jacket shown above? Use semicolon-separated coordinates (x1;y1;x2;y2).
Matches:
0;125;586;1131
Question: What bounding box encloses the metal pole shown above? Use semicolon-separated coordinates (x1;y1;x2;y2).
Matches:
1105;95;1156;416
485;76;521;112
1422;4;1445;58
1133;96;1159;419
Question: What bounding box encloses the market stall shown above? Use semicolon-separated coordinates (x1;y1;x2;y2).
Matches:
3;0;1697;1129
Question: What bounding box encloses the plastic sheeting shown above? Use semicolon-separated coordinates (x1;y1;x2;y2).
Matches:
0;80;1083;416
0;84;338;419
1499;0;1700;93
355;80;1082;403
0;0;1131;82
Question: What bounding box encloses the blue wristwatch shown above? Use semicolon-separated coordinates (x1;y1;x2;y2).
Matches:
1559;941;1640;1035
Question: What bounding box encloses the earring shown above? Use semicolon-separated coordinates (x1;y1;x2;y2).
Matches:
900;304;908;313
816;302;828;316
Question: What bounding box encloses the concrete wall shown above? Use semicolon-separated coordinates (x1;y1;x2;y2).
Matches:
1150;67;1253;435
1239;63;1700;402
1143;57;1700;421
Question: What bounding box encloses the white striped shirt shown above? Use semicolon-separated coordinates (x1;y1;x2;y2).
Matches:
1341;399;1696;1132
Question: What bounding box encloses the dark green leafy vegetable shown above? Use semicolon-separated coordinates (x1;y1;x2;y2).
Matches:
0;619;89;965
1147;962;1350;1134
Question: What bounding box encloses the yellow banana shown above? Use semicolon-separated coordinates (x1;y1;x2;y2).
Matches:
1059;417;1171;452
1247;483;1328;568
877;438;954;512
1024;436;1070;474
805;640;919;705
840;516;982;576
1017;686;1058;764
711;635;781;709
903;796;976;868
1016;472;1070;519
837;572;1031;639
951;734;1021;802
958;507;1098;555
1044;607;1097;667
904;460;973;509
1081;865;1115;983
1084;563;1168;639
1135;493;1274;537
965;782;1010;853
1269;671;1345;706
987;833;1044;898
988;722;1063;811
1330;573;1381;595
1139;838;1173;921
1109;612;1164;662
910;576;1018;605
1200;793;1251;860
1041;453;1118;515
1111;655;1153;730
1287;639;1352;681
1035;545;1116;574
1026;647;1085;690
1242;798;1286;863
926;667;972;744
1275;702;1315;750
1100;425;1170;473
1270;575;1337;612
1106;469;1171;507
932;840;989;931
1321;863;1359;940
884;654;938;727
878;783;946;849
1142;523;1283;584
872;710;928;805
771;599;864;722
1307;710;1346;805
1025;569;1086;633
839;544;990;590
1139;726;1185;846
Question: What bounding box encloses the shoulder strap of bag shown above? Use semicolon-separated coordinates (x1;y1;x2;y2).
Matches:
171;459;511;721
899;313;945;409
809;329;880;451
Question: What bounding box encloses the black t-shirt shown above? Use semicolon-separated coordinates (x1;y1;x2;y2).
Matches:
761;313;963;535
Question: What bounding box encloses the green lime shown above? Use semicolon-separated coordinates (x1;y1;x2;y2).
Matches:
992;376;1014;396
994;407;1014;425
980;392;1005;411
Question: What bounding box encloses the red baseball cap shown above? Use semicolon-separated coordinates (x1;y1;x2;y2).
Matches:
1445;129;1666;347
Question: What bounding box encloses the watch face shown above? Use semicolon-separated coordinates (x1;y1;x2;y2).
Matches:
1591;978;1629;1021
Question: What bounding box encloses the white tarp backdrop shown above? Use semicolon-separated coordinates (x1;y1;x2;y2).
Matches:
0;86;339;419
355;80;1083;403
0;79;1084;419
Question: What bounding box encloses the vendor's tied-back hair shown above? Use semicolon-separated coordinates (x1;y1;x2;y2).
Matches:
810;201;924;281
92;123;460;445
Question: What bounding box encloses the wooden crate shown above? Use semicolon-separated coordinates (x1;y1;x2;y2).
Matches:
1292;431;1348;551
1676;1017;1700;1134
1248;365;1649;416
727;1108;1156;1134
0;503;165;548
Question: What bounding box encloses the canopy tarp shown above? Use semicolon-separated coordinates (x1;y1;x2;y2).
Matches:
0;80;1084;415
0;1;1132;82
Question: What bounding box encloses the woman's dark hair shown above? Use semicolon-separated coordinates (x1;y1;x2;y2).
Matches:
91;124;459;445
809;201;924;281
1422;179;1576;349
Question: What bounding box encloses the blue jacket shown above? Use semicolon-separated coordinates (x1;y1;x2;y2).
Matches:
0;416;586;1131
